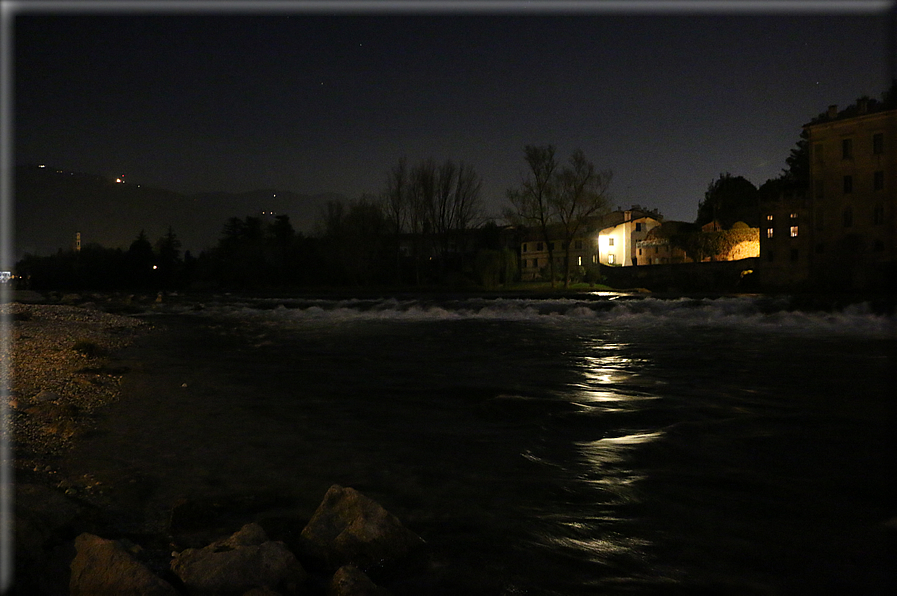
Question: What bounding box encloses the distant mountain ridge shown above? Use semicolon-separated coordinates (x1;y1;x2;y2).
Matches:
13;164;348;260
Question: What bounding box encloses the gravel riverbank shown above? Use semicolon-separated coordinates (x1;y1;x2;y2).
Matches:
2;301;153;479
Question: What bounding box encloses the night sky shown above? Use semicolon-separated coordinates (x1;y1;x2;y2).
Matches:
10;1;896;242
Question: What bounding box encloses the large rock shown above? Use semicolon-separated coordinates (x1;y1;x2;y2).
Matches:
171;522;307;594
15;483;92;594
69;532;178;596
329;565;391;596
300;485;425;572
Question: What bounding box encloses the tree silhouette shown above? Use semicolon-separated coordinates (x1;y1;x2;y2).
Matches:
551;149;611;288
506;145;560;287
696;173;759;229
154;227;182;289
125;230;155;289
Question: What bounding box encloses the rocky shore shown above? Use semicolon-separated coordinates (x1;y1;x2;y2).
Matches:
2;297;451;595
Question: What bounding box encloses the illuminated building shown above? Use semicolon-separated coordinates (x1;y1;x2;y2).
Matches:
519;208;662;280
596;211;662;267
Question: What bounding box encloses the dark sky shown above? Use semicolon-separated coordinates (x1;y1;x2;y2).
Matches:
11;1;895;230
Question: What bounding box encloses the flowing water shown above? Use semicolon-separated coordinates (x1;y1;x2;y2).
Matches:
60;294;897;594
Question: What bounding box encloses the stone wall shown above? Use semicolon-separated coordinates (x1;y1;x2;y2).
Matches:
603;258;759;293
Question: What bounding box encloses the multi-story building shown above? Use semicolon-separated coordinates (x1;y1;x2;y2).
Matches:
635;221;693;265
759;95;896;290
758;182;812;288
519;222;601;281
806;98;896;289
596;211;662;266
519;208;662;280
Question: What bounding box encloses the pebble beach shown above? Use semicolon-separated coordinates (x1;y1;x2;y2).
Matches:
2;299;152;478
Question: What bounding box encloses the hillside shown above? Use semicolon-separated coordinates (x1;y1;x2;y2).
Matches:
13;165;347;259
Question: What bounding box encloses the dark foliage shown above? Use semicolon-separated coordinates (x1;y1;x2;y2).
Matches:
696;173;759;229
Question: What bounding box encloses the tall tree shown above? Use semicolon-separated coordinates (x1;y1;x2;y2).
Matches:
383;157;409;282
154;226;182;288
551;149;612;288
506;145;560;287
696;173;759;229
126;229;155;289
782;129;810;189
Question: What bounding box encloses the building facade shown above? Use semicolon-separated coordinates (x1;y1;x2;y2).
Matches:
807;101;896;288
759;97;896;290
519;227;599;281
597;213;662;266
758;184;812;288
518;208;662;280
635;221;693;265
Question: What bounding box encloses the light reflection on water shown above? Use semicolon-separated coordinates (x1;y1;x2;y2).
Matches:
528;335;667;580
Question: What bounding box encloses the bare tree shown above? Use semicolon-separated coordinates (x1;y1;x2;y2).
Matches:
382;157;409;282
452;161;485;232
407;159;437;284
384;157;485;284
552;149;612;287
431;160;484;272
506;145;560;287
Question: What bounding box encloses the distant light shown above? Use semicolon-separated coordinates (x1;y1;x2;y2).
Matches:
152;265;158;270
38;164;46;168
116;178;123;183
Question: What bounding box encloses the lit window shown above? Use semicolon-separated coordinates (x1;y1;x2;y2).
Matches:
790;213;798;220
577;256;582;266
767;214;773;222
767;228;774;239
790;226;798;237
608;253;615;264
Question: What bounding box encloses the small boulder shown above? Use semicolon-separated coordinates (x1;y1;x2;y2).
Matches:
171;522;307;595
69;533;178;596
329;565;391;596
35;389;62;402
300;485;425;572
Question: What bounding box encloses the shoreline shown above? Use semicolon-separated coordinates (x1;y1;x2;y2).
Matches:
3;302;154;483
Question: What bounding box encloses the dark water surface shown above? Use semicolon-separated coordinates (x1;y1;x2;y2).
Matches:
59;295;897;594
